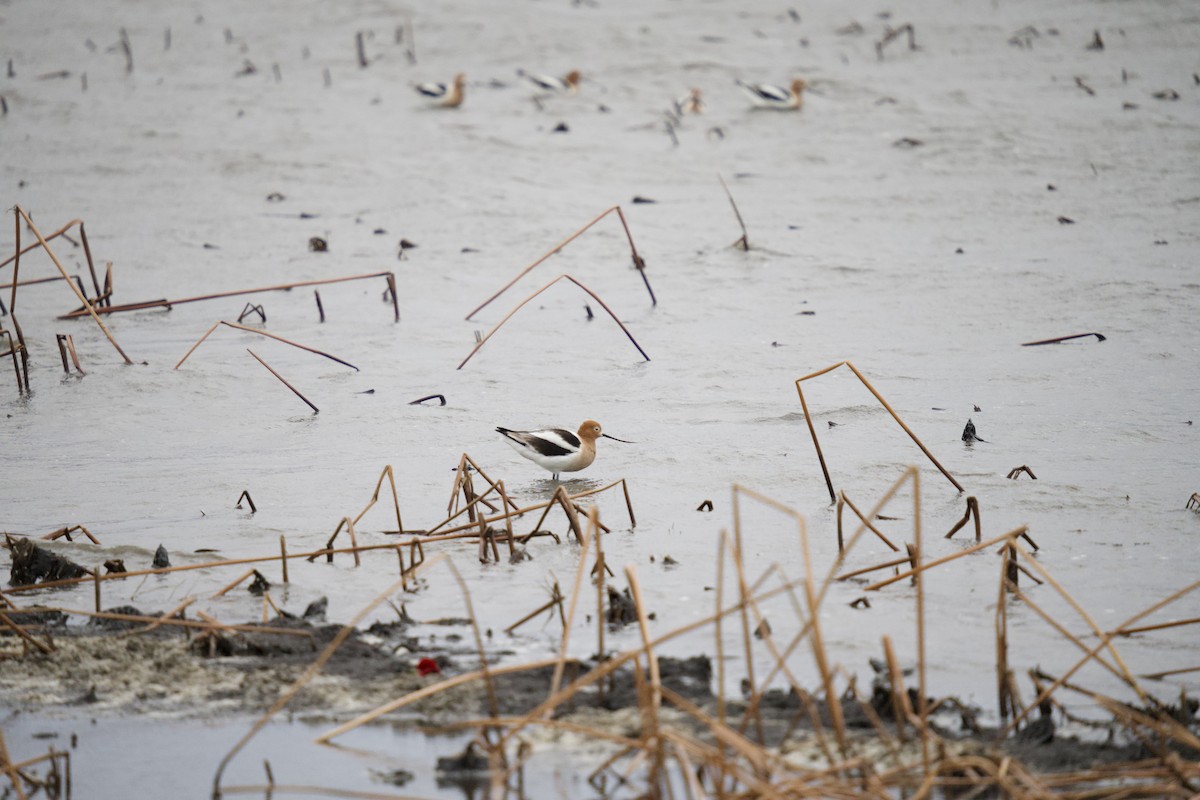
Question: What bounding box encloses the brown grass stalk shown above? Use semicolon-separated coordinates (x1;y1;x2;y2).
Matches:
351;465;405;534
246;348;319;413
0;609;54;655
864;526;1027;592
16;206;133;364
838;491;900;551
61;270;400;321
458;273;650;369
175;320;359;371
795;361;964;501
464;205;654;321
718;174;751;251
0;726;30;800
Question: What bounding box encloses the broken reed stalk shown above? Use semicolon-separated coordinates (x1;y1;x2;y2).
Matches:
279;536;288;583
464;205;654;322
865;527;1026;591
175;320;359;371
625;564;665;792
117;596;196;638
717;174;750;251
732;483;849;756
41;524;100;544
352;465;405;534
996;574;1200;739
1021;332;1106;346
37;607;314;638
62;270;400;322
211;568;258;598
837;491;900;552
0;609;54;654
795;361;963;502
0;217;93;273
945;495;982;541
458;273;650;369
430;476;636;538
213;556;445;797
545;510;597;708
444;559;501;727
875;23;916;60
15;207;133;364
246;348;319;413
236;490;256;513
0;727;30;800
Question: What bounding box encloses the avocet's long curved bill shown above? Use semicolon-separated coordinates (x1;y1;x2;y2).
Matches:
602;434;635;443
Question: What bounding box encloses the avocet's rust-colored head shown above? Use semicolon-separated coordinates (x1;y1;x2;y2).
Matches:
791;78;808;95
577;420;603;442
565;70;582;90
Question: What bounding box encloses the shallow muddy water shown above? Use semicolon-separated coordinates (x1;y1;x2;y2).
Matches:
3;0;1199;795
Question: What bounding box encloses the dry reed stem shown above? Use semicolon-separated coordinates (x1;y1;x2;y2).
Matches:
733;483;849;755
945;496;982;541
718;174;751;250
864;526;1027;591
213;556;444;796
351;465;404;534
464;205;654;321
0;727;30;800
626;564;665;790
838;491;900;551
458;273;650;369
117;596;196;638
1011;542;1148;703
0;609;54;654
1;218;89;272
1021;332;1106;346
175;320;359;371
427;476;637;538
219;784;417;799
545;509;597;708
443;559;500;726
211;568;259;598
315;657;567;743
16;206;133;364
729;490;766;746
247;348;318;412
62;271;400;321
41;524;100;544
795;361;964;501
503;584;564;634
997;576;1200;738
39;607;313;638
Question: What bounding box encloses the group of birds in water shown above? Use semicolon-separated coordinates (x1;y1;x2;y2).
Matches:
415;69;803;481
413;69;808;112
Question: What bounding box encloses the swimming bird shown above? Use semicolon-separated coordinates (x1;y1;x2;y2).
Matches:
674;87;705;114
737;78;807;110
962;419;987;443
414;73;465;108
519;69;582;94
496;420;632;480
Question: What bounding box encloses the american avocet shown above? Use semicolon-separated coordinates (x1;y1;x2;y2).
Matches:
737;78;807;110
496;420;632;480
414;73;465;108
674;87;705;114
519;69;582;94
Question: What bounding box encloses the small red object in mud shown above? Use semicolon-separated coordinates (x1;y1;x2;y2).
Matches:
417;658;441;677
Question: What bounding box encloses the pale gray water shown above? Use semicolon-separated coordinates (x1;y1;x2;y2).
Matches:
3;0;1199;795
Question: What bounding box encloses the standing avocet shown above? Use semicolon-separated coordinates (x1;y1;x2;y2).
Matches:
519;69;582;95
414;73;465;108
496;420;632;480
737;78;807;110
